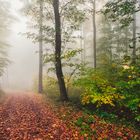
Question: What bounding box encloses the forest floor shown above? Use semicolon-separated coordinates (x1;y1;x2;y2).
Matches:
0;92;139;140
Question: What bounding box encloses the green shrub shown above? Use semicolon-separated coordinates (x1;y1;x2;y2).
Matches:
75;68;124;107
116;64;140;122
74;64;140;124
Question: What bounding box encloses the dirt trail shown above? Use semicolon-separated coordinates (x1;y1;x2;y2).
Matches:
0;92;139;140
0;92;72;140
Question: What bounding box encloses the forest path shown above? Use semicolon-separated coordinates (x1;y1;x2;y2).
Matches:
0;92;139;140
0;92;74;140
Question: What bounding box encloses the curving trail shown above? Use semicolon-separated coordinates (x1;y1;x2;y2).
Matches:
0;92;75;140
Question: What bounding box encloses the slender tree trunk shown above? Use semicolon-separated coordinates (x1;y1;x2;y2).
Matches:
132;12;136;64
80;25;84;62
83;26;86;63
38;0;43;93
92;0;96;68
81;25;86;63
125;27;128;55
117;25;121;60
53;0;68;101
110;43;113;63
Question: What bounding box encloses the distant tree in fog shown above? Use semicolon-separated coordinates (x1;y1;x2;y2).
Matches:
0;1;13;77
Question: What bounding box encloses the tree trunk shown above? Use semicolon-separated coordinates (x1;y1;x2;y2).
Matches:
38;0;43;93
132;12;136;64
92;0;96;68
125;27;128;55
53;0;68;101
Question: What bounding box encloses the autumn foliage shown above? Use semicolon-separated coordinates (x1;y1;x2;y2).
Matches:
1;92;138;140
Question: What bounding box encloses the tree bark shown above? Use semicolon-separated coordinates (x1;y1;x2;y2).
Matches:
92;0;96;68
53;0;68;101
132;12;136;64
38;0;43;93
125;27;128;55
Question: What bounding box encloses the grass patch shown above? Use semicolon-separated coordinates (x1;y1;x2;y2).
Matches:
44;85;82;108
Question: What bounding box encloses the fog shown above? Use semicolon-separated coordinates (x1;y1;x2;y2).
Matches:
1;0;38;91
0;0;140;91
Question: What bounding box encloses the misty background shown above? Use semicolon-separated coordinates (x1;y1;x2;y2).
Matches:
0;0;140;91
0;0;38;91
